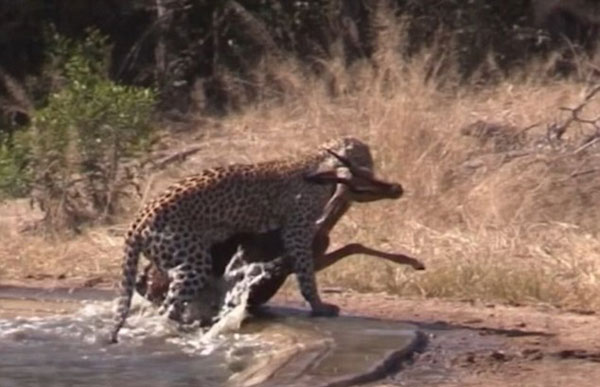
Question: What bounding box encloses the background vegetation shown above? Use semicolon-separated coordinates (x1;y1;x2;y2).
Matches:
1;26;155;229
1;0;600;311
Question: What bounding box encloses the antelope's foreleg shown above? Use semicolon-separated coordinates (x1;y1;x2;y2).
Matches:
314;243;425;272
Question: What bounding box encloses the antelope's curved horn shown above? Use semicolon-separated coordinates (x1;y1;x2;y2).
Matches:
325;148;361;174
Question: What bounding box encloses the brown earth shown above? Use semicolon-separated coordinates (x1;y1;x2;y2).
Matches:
1;276;599;386
271;290;600;387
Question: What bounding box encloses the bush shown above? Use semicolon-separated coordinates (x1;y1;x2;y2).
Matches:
1;27;156;229
0;131;32;199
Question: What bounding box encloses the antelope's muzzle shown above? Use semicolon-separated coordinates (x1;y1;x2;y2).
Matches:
348;176;403;202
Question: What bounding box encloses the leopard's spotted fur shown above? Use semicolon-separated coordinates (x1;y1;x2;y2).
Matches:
109;137;373;343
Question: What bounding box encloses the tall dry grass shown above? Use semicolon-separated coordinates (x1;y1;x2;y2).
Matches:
203;15;600;311
217;73;600;310
2;12;600;311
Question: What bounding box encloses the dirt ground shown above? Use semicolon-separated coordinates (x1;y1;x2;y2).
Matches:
1;275;599;386
271;290;600;387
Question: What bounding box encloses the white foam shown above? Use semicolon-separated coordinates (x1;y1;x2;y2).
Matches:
0;247;276;362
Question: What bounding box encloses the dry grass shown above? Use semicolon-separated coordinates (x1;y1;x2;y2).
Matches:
201;38;600;311
2;19;600;312
224;70;600;311
0;200;123;282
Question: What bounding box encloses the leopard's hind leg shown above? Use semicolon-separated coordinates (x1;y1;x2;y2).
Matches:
159;247;212;323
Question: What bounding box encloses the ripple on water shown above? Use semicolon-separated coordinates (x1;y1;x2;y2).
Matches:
0;294;272;387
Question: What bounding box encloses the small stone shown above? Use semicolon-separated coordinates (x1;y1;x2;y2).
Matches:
490;350;508;361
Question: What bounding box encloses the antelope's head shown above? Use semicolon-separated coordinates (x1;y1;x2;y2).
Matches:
306;137;403;202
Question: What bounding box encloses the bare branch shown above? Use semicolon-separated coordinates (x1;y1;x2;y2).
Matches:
571;168;600;178
152;146;202;169
224;0;280;55
558;84;600;131
573;136;600;155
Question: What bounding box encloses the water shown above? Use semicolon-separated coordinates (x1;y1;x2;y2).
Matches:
0;293;264;387
0;287;419;387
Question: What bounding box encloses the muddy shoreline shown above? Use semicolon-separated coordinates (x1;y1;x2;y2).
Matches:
2;279;600;386
0;280;424;387
270;291;600;387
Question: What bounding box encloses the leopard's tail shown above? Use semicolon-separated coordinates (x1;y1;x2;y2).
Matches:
108;234;143;344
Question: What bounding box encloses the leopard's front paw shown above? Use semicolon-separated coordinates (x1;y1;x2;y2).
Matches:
310;301;340;317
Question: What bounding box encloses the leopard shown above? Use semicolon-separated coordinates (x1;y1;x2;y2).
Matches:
136;164;421;316
109;137;382;343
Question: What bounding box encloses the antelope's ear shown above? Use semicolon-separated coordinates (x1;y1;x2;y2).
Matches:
305;160;353;184
304;169;341;184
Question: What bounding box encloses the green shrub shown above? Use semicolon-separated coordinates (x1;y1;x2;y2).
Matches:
0;131;32;199
1;27;157;229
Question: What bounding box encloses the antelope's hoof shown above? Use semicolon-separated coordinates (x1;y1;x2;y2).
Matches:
412;260;426;270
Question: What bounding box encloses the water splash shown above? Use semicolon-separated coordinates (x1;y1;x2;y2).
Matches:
0;247;275;352
0;248;287;386
0;291;273;387
179;246;276;343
